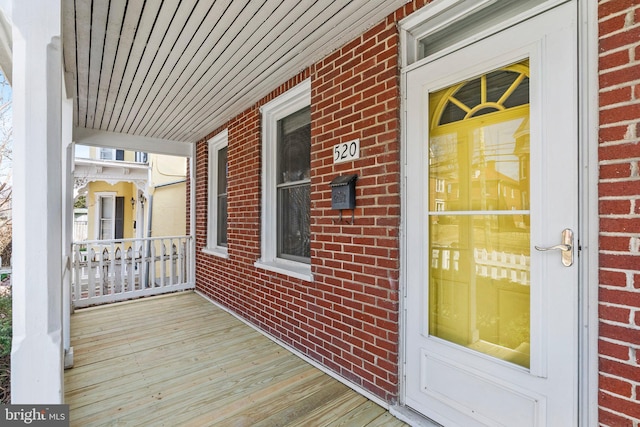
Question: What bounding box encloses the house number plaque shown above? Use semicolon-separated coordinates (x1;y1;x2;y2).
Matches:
333;139;360;164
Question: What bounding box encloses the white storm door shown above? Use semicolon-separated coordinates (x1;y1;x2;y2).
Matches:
404;2;578;426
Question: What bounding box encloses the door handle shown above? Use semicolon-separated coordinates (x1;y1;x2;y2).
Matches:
535;228;573;267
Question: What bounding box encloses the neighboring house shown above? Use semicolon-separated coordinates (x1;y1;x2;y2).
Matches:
4;1;640;426
73;146;187;242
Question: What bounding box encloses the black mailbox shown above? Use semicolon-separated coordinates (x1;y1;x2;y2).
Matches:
330;174;357;210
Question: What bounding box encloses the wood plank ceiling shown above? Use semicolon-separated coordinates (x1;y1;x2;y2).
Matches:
63;0;408;144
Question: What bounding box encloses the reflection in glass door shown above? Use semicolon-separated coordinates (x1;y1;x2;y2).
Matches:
428;60;531;368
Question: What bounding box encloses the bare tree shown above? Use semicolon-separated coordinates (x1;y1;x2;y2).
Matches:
0;72;11;267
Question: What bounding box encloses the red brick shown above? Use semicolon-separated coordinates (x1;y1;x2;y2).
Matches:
599;85;632;106
600;269;628;287
599;125;633;143
599;13;629;37
599;408;634;427
600;375;633;397
599;322;640;346
599;161;633;179
600;64;640;89
598;179;640;199
599;339;631;360
600;235;634;252
600;253;640;270
600;27;640;54
600;304;632;323
600;143;640;161
599;103;640;125
599;391;640;419
600;287;640;308
598;0;640;19
599;199;632;215
600;358;640;384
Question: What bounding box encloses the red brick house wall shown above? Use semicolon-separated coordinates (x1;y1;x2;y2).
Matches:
193;0;640;420
193;0;432;404
598;0;640;424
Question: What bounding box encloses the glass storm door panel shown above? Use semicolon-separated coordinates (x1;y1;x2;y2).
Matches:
428;60;531;368
404;2;578;426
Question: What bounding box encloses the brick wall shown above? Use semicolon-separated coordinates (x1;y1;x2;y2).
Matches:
598;0;640;424
194;0;430;404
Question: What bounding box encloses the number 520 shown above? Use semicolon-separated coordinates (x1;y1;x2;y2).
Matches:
333;139;359;164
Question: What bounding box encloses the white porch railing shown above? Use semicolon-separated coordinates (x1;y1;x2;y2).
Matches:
72;236;193;308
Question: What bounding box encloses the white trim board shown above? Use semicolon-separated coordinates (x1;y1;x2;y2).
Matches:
74;127;193;157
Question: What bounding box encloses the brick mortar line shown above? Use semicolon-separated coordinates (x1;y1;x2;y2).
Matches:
599;158;640;165
598;39;640;57
598;21;640;41
599;316;640;329
598;59;640;76
598;136;640;144
599;250;640;255
598;97;640;110
600;231;640;236
598;348;638;363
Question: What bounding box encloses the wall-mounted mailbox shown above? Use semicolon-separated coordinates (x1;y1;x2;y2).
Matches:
330;174;357;210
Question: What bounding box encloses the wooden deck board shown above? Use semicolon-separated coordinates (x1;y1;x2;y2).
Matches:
65;291;407;426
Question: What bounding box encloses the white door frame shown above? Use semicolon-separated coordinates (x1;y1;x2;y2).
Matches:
397;1;599;424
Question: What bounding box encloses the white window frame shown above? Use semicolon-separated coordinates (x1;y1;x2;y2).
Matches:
255;79;312;281
94;192;116;240
203;129;229;258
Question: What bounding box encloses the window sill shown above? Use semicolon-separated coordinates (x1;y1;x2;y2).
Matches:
202;247;229;259
254;259;313;282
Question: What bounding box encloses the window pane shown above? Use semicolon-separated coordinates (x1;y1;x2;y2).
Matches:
217;195;227;247
100;148;114;160
216;146;228;247
217;147;228;195
100;219;113;240
428;60;531;369
429;214;530;368
277;184;310;261
278;107;311;184
101;197;114;219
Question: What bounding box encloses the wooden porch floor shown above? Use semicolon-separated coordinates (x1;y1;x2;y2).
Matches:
65;291;407;426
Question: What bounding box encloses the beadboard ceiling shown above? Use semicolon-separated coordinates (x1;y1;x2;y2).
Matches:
63;0;407;144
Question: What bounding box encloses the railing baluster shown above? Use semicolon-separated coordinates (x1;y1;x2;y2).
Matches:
150;243;156;288
170;241;176;287
178;240;185;284
160;242;166;288
71;235;193;307
137;244;144;290
126;246;133;292
115;246;122;294
110;241;116;294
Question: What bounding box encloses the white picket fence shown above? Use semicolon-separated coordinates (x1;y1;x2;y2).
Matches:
72;236;193;308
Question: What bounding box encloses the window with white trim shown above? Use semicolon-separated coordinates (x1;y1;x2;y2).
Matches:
95;192;124;240
99;148;124;161
256;80;312;281
204;130;229;258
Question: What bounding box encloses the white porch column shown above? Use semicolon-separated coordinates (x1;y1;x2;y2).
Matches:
11;0;64;403
62;78;74;368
